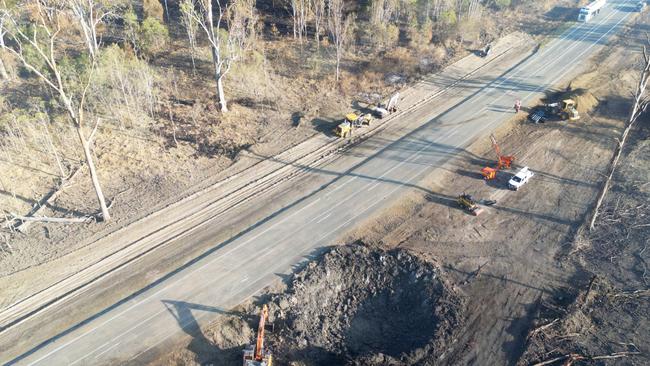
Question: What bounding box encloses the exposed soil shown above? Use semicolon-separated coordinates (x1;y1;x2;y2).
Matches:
154;244;464;366
265;244;464;366
518;89;650;366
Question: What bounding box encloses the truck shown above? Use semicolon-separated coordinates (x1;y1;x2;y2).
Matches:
508;166;534;191
578;0;606;22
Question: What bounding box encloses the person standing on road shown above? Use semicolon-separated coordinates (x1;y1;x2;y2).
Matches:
514;99;522;113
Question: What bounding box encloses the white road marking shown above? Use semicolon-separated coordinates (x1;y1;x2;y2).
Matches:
316;213;331;224
92;342;120;360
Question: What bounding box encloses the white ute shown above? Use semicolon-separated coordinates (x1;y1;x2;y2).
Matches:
508;166;534;191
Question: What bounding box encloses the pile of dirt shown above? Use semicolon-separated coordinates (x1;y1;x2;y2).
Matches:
265;244;464;366
570;88;599;115
544;86;599;115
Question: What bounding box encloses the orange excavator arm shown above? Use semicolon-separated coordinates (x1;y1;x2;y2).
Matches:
254;305;268;361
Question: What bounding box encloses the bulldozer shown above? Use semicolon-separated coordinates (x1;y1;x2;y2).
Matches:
481;134;515;180
458;194;484;216
333;121;352;138
334;112;373;138
242;305;274;366
547;99;580;121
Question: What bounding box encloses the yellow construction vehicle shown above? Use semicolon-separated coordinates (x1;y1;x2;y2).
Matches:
457;194;484;216
333;121;352;138
334;112;373;138
243;305;273;366
346;112;373;126
548;99;580;121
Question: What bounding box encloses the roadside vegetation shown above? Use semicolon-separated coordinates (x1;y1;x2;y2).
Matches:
0;0;578;262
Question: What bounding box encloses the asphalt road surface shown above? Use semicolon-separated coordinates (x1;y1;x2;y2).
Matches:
2;1;637;364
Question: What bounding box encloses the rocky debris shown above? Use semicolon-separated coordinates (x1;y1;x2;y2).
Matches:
265;244;465;366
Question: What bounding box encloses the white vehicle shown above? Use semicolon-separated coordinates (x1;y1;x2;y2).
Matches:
508;166;534;191
373;92;400;118
578;0;607;22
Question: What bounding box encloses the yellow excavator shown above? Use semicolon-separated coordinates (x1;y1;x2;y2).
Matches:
242;305;273;366
334;112;373;138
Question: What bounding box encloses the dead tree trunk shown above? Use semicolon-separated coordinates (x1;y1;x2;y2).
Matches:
0;56;8;80
589;45;650;231
76;125;110;220
0;4;112;222
0;16;9;80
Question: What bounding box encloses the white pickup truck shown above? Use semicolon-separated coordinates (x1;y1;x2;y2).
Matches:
508;167;534;191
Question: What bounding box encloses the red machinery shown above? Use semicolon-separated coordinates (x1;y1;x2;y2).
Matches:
242;305;273;366
481;134;514;180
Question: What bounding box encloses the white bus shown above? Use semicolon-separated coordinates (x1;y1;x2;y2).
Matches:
578;0;607;22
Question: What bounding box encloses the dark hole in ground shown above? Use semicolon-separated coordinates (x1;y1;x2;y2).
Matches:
345;287;438;358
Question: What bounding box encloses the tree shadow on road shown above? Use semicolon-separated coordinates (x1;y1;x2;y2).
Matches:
161;300;253;365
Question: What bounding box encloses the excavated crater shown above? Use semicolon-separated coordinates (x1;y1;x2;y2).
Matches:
267;244;464;365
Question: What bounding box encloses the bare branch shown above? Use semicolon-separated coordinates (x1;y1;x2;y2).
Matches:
11;213;92;224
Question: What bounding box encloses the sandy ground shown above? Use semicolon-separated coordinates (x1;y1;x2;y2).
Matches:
151;9;650;366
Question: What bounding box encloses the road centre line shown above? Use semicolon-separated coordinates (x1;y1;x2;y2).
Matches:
316;213;332;224
92;341;120;360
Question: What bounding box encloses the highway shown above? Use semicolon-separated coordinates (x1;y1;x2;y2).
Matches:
1;1;636;364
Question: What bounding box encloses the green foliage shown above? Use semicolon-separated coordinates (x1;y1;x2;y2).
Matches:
121;8;169;59
89;44;158;122
492;0;511;9
58;54;91;95
440;9;457;25
139;17;169;57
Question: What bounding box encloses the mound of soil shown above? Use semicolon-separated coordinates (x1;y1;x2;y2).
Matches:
570;88;599;115
266;244;464;366
545;87;599;115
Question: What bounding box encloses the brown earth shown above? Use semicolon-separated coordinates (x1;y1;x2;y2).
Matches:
152;8;649;366
264;245;463;366
518;78;650;366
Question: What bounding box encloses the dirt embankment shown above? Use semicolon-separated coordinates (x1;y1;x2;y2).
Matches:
265;245;464;366
154;244;465;366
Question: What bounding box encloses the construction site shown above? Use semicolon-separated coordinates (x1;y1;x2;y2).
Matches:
0;0;649;365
